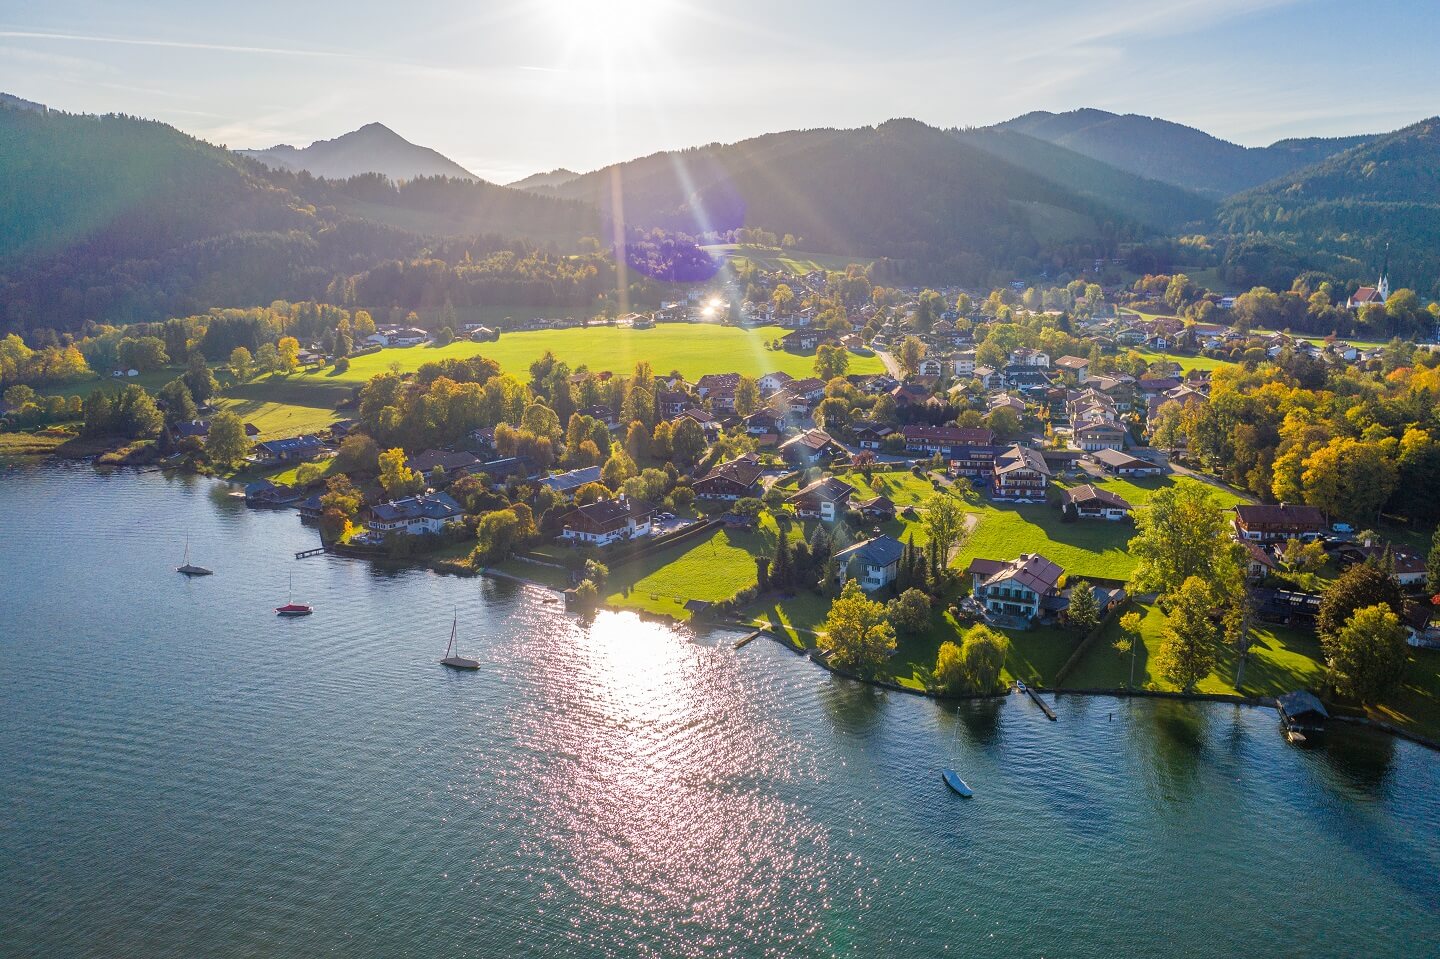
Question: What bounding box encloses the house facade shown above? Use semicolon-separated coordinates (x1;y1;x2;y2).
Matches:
1232;504;1326;543
992;444;1051;501
560;497;655;546
1063;484;1132;520
1074;422;1127;452
834;535;905;591
693;454;765;501
966;553;1064;620
787;476;854;521
366;492;463;537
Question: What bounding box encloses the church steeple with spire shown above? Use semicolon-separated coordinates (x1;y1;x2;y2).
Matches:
1376;243;1391;301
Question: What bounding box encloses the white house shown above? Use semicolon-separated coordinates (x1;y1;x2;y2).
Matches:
560;496;655;546
834;535;905;592
366;492;463;538
1063;484;1133;521
965;553;1064;620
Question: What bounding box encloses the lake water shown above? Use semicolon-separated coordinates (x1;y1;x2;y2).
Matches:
2;464;1438;958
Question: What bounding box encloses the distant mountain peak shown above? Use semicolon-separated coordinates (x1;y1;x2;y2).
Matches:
507;167;581;192
239;122;479;183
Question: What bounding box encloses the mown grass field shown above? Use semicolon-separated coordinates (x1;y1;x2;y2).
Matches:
706;244;869;276
37;324;882;442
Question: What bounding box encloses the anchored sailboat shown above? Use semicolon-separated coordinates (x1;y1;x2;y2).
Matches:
275;573;313;617
176;537;213;577
440;612;479;670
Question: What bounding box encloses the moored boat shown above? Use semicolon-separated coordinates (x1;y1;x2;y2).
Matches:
942;769;974;798
440;613;480;670
176;537;212;577
275;573;312;616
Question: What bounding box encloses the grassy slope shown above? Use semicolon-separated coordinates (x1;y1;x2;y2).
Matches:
706;244;871;275
38;324;882;442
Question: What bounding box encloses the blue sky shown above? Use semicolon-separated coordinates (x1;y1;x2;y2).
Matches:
1;0;1436;183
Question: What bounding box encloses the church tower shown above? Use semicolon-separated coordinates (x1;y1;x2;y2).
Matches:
1377;243;1391;301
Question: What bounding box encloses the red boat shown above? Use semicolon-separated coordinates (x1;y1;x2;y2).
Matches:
275;574;313;617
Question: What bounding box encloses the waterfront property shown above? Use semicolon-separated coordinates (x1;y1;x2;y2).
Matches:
560;496;655;546
364;492;463;539
834;534;905;591
253;434;326;464
966;553;1065;620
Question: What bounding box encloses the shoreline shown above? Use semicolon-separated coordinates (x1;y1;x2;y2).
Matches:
22;457;1438;753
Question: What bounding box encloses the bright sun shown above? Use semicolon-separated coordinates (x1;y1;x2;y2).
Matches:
545;0;670;47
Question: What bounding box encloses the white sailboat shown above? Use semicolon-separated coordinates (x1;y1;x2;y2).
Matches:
440;612;479;670
176;536;213;577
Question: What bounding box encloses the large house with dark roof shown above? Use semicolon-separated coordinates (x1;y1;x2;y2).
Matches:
966;553;1065;620
693;454;765;501
253;434;326;463
1233;503;1326;543
902;425;995;458
406;448;482;482
787;475;855;521
1063;484;1133;521
560;496;655;546
365;492;463;538
1090;448;1162;476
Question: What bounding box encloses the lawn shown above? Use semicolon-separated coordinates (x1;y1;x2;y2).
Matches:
838;469;956;507
334;324;881;385
882;607;1080;691
1130;348;1235;372
605;514;806;620
955;498;1137;582
1064;601;1327;697
706;244;869;276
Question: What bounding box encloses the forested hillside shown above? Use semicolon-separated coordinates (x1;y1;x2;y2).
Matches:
1218;117;1440;292
997;108;1373;197
0;106;603;332
553;119;1175;281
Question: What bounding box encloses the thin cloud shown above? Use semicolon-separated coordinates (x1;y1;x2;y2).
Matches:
0;30;354;59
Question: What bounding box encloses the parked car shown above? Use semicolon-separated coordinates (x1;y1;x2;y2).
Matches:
1332;522;1354;534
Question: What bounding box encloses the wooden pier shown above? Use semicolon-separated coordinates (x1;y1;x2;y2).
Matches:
733;629;763;649
294;546;327;560
1024;685;1058;721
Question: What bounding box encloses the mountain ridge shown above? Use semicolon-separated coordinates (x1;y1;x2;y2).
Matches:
995;108;1377;197
240;122;480;183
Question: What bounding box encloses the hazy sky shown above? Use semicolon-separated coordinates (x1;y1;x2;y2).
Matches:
2;0;1436;183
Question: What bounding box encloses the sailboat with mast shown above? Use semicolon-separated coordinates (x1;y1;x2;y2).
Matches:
175;536;213;577
275;573;313;617
439;611;479;670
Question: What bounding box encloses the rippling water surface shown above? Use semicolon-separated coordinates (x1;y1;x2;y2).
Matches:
2;465;1438;958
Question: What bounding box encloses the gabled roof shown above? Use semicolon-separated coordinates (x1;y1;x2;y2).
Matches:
902;425;994;446
407;448;482;473
371;492;462;523
994;444;1051;477
698;454;765;488
779;429;838;453
787;475;855;504
1090;448;1153;469
975;553;1064;594
1064;484;1132;510
540;465;603;492
835;534;905;568
1234;503;1325;528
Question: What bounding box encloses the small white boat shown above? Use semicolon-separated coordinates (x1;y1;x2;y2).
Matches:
439;613;479;671
942;769;974;798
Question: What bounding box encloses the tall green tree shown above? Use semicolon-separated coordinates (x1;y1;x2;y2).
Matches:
1154;576;1219;692
1128;480;1238;596
820;580;896;676
204;411;249;467
1316;560;1403;642
1066;580;1101;636
1325;604;1409;704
